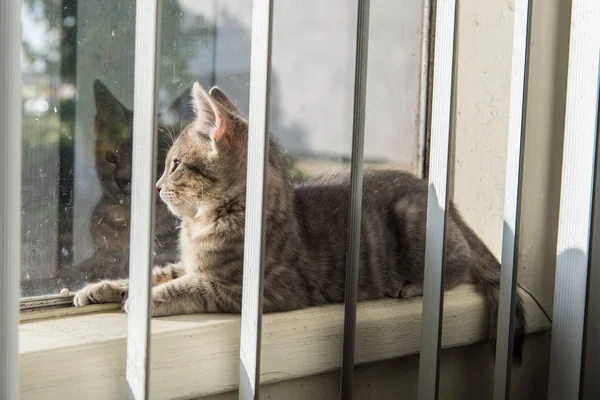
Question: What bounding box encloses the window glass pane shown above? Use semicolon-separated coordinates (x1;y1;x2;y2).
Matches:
270;0;425;178
20;0;425;301
21;0;80;296
20;0;211;297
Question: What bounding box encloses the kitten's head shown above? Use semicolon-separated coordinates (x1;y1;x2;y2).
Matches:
156;82;252;218
93;79;191;202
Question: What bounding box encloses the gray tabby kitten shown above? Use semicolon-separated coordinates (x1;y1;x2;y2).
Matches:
74;82;526;362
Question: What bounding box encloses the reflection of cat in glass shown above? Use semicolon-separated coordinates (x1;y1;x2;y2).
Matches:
59;80;191;290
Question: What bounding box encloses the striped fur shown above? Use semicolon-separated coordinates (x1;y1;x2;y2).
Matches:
74;82;526;362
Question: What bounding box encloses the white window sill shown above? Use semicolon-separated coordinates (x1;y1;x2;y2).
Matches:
19;284;550;400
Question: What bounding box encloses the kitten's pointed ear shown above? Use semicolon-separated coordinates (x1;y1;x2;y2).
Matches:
209;87;238;114
93;79;130;124
191;81;229;148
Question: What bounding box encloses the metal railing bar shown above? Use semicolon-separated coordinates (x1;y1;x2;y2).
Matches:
125;0;162;398
417;0;458;399
0;1;22;398
493;0;532;398
547;0;600;398
582;93;600;400
238;0;274;398
339;0;371;398
417;0;433;179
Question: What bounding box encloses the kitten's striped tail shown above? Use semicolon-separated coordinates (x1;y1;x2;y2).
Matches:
454;215;526;364
474;266;526;365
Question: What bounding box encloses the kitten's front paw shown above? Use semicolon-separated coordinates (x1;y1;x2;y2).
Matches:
122;296;167;317
399;283;423;299
73;281;128;307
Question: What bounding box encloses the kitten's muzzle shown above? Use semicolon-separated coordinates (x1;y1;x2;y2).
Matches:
156;185;162;194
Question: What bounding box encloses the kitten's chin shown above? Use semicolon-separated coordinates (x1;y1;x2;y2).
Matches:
163;201;195;219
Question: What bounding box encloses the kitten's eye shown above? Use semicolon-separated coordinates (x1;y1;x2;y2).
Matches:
105;150;118;164
171;159;181;172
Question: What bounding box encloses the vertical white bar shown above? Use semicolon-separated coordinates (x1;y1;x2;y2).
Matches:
583;96;600;400
417;1;458;399
0;1;22;399
493;0;532;398
238;0;273;399
417;0;432;179
339;0;370;398
547;0;600;399
126;0;162;399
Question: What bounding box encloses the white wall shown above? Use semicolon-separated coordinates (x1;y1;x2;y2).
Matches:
451;0;569;317
517;0;570;313
452;0;515;259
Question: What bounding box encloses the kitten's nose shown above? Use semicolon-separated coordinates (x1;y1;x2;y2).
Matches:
156;185;161;194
